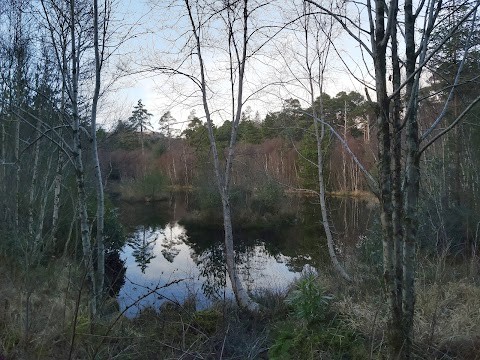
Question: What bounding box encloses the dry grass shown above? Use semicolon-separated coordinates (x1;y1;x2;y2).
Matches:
331;258;480;359
416;279;480;358
0;259;86;359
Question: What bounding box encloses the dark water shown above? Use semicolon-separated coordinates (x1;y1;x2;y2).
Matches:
116;193;376;317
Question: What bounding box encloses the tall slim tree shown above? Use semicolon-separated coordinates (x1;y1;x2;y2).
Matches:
301;2;352;281
183;0;259;310
128;99;152;178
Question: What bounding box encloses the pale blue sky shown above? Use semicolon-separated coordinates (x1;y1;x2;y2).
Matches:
103;0;371;133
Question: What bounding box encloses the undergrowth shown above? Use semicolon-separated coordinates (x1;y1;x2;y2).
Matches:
1;252;479;359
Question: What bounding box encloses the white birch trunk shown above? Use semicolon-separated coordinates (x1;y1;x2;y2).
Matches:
52;50;67;245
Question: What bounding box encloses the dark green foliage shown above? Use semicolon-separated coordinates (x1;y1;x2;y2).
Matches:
153;141;167;157
313;91;370;138
126;99;153;132
417;193;480;256
261;99;311;141
261;112;280;139
194;178;222;215
103;203;127;252
239;119;262;143
182;116;211;162
104;206;127;296
270;275;368;360
214;120;232;143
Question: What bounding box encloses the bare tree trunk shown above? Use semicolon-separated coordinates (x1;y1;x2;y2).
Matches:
35;154;54;244
342;101;347;192
390;9;405;351
182;144;188;186
28;129;41;236
1;122;5;217
52;42;67;245
52;150;63;244
304;4;351;282
1;122;4;173
69;0;97;318
221;198;258;309
15;117;20;232
315;118;352;281
185;0;258;311
402;1;419;356
91;0;105;300
141;124;146;179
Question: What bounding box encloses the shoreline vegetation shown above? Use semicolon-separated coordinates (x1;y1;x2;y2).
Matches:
1;250;479;359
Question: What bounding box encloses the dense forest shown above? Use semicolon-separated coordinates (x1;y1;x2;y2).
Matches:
0;0;480;359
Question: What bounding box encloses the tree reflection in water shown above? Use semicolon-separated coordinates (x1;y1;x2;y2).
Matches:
128;226;159;273
161;222;183;263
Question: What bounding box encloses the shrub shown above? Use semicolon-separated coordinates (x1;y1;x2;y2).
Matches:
285;273;333;325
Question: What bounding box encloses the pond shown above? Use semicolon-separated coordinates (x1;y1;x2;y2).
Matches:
115;193;376;317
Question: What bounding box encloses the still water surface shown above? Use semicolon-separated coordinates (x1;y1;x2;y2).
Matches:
116;194;375;317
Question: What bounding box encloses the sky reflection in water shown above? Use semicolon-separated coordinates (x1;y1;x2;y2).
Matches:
118;222;301;317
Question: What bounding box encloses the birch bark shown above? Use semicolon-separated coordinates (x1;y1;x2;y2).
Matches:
69;0;97;317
